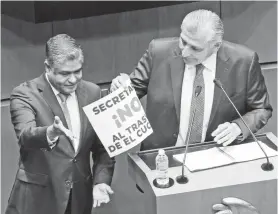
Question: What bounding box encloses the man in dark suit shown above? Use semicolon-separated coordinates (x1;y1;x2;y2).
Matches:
6;34;115;214
110;9;272;151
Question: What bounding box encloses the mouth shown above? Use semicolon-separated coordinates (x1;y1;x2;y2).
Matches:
65;84;76;88
63;85;77;91
183;58;196;63
183;56;195;60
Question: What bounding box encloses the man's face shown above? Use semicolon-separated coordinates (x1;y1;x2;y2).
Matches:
46;59;83;95
179;29;217;65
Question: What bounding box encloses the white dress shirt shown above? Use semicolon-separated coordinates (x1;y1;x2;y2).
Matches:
45;74;81;152
176;53;217;146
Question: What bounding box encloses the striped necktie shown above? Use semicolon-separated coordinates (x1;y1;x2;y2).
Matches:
58;93;72;131
187;64;205;144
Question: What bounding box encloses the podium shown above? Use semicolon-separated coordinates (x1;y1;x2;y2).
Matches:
127;132;277;214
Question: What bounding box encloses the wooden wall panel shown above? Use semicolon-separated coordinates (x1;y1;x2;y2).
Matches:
157;1;220;38
221;1;277;63
52;7;160;84
2;1;276;99
1;15;52;99
1;104;19;214
52;1;220;84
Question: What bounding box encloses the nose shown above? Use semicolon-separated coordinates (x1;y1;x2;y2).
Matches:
68;73;78;84
181;46;191;57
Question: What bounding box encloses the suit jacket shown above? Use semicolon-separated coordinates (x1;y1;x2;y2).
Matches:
6;74;115;214
130;37;272;151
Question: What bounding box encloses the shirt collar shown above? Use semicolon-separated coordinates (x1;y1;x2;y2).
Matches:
201;52;217;72
45;73;75;97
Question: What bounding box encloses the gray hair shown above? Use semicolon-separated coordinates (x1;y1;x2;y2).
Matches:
181;9;224;44
46;34;84;67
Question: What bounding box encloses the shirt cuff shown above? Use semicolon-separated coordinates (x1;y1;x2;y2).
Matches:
232;119;249;140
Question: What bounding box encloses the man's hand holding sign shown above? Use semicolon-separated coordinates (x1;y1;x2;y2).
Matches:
83;77;153;158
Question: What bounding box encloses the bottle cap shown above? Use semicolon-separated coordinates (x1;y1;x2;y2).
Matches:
158;149;165;155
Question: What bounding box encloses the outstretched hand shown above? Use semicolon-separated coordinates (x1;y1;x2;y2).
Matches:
47;116;75;142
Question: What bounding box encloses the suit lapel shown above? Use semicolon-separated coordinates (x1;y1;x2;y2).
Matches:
75;82;88;154
40;75;68;128
37;74;75;154
208;44;230;129
169;53;185;122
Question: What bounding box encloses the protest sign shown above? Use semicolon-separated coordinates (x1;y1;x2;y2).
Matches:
83;81;153;157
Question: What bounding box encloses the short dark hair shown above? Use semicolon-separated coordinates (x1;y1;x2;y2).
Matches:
45;34;84;67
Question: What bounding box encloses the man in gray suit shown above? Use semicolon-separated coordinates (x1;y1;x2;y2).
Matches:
6;34;115;214
111;9;272;150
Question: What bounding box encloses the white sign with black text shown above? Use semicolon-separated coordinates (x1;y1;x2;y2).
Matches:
83;81;153;157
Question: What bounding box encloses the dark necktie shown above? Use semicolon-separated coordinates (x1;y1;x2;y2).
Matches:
187;64;205;144
58;93;72;131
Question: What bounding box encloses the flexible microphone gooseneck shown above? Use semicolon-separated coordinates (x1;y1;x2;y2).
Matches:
213;78;273;171
176;86;202;184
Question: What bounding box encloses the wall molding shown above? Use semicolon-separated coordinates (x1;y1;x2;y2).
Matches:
1;62;276;107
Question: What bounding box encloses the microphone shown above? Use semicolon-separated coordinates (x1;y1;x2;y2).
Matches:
213;78;274;171
176;86;202;184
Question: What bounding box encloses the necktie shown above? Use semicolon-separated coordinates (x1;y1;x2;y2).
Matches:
58;93;72;131
187;64;205;144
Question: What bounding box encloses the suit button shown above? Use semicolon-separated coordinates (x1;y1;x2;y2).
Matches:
73;158;77;163
65;180;72;187
173;133;178;138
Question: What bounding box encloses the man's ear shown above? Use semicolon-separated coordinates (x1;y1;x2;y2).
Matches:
44;60;51;73
214;41;222;51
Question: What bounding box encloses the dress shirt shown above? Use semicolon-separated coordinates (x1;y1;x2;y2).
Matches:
176;53;217;145
45;74;81;152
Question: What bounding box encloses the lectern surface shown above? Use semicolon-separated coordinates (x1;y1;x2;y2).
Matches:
128;133;277;214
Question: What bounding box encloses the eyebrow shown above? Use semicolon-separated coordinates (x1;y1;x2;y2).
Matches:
60;68;82;74
180;37;203;50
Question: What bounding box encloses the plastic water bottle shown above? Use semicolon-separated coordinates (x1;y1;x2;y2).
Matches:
155;149;169;187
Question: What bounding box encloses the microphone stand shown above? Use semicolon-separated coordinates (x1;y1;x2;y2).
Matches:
214;79;274;171
176;108;196;184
